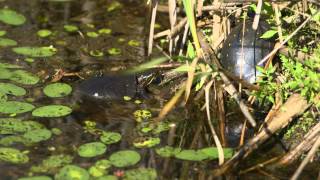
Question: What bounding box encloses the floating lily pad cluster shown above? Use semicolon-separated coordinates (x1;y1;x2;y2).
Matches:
156;146;234;161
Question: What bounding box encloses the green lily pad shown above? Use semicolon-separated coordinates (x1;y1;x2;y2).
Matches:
0;82;26;96
22;129;52;143
0;135;26;146
18;176;52;180
32;105;72;117
109;150;141;167
175;150;208;161
89;50;104;57
100;131;121;144
0;101;35;114
107;48;121;55
0;38;17;47
0;30;6;36
77;142;107;158
43;83;72;98
0;91;7;102
96;175;117;180
0;62;22;69
64;25;79;32
86;32;99;38
8;69;40;85
107;1;123;12
133;137;160;148
95;159;111;170
0;147;29;164
123;168;157;180
0;118;44;134
0;67;12;79
128;40;140;47
55;165;89;180
155;146;181;158
98;28;111;35
12;46;57;57
88;166;105;177
0;9;26;25
30;154;73;173
37;29;52;38
198;147;234;159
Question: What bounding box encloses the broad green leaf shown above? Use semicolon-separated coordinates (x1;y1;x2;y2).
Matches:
133;137;160;148
123;168;157;180
77;142;107;158
63;25;79;32
260;30;277;39
37;29;52;38
155;146;181;157
55;165;89;180
12;46;57;57
0;147;29;164
100;131;121;144
0;9;26;25
107;48;121;55
43;83;72;98
32;105;72;117
22;129;52;143
0;62;22;69
109;150;141;167
0;101;34;114
9;70;40;85
175;150;208;161
0;118;44;134
18;176;52;180
0;82;26;96
30;154;73;173
199;147;234;159
0;38;17;47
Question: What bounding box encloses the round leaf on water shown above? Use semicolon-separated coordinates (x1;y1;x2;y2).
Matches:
30;154;73;173
0;101;35;114
0;9;26;25
0;92;7;102
10;70;39;85
95;159;111;170
77;142;107;158
155;146;181;158
22;129;52;143
0;118;44;134
96;175;117;180
0;38;17;47
32;105;72;117
63;25;79;32
123;168;157;180
175;150;208;161
0;83;26;96
12;46;57;57
55;165;89;180
100;131;121;145
199;147;234;159
18;176;52;180
0;147;29;164
133;137;160;148
0;62;22;69
109;150;140;167
43;83;72;98
86;32;99;38
107;48;121;55
37;29;52;38
88;166;105;177
0;30;6;36
0;67;12;79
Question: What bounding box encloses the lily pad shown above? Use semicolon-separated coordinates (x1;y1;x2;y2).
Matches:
10;70;40;85
0;147;29;164
0;30;6;36
64;25;79;32
0;101;35;114
175;150;208;161
0;62;22;69
0;118;44;134
18;176;52;180
109;150;141;167
32;105;72;117
107;48;121;55
100;131;121;145
43;83;72;98
0;83;26;96
199;147;234;159
0;67;12;79
0;9;26;25
77;142;107;158
0;38;17;47
30;154;73;173
155;146;181;158
55;165;89;180
0;92;7;102
37;29;52;38
22;129;52;143
86;32;99;38
96;175;117;180
133;137;160;148
12;46;57;57
123;168;157;180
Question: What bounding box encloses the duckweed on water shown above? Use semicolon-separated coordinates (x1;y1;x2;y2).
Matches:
100;131;121;145
0;82;26;96
0;101;35;114
32;105;72;117
12;46;57;57
43;83;72;98
0;8;26;25
0;147;29;164
55;165;89;180
0;38;17;47
77;142;107;158
109;150;141;168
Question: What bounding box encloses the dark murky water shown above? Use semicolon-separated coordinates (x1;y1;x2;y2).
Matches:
0;0;319;179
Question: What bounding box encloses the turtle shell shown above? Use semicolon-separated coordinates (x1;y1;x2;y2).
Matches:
220;21;274;83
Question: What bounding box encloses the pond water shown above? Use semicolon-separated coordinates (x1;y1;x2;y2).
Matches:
0;0;319;179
